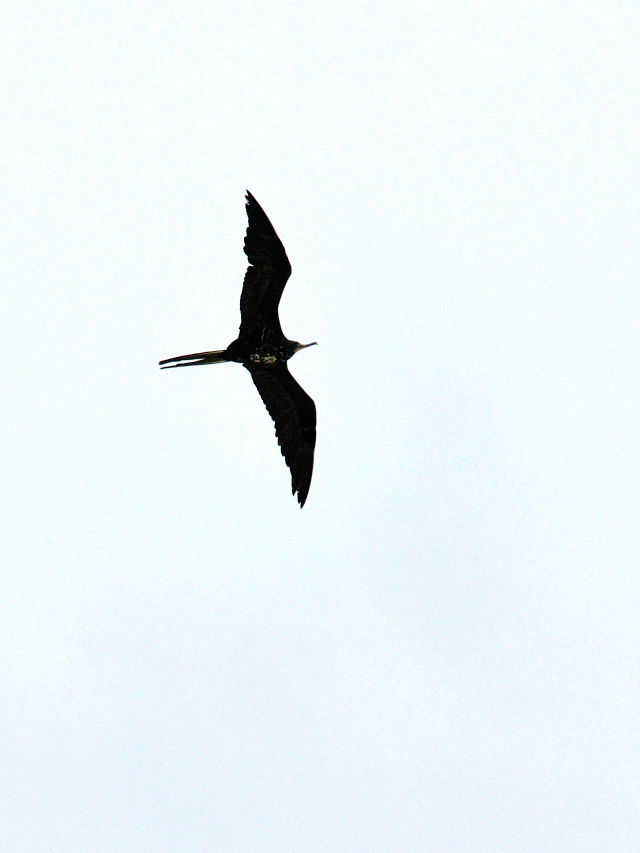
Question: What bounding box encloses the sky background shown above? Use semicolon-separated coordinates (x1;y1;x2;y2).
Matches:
2;1;639;850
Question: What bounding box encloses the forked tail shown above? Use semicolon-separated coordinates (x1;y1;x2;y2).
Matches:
159;349;229;369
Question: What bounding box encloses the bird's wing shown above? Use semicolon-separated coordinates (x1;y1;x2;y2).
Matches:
239;191;292;340
246;362;316;507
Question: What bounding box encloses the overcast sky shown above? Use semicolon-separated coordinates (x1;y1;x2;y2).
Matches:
3;1;639;850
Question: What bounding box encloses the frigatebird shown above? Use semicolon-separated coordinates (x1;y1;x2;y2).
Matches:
159;191;317;507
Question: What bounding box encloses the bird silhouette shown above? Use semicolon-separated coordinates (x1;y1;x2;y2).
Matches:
160;191;317;507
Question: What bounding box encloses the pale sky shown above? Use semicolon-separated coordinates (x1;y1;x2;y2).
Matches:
3;1;640;850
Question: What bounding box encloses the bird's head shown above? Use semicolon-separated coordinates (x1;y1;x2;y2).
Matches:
293;341;318;353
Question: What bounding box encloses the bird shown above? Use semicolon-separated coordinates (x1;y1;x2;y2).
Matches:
159;191;317;507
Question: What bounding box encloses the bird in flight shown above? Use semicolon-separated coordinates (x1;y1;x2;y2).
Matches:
159;191;317;507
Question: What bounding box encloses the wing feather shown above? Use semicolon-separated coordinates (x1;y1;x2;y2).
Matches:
239;191;292;340
246;363;316;507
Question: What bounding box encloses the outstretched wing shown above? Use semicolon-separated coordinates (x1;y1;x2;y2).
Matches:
246;362;316;507
239;191;292;340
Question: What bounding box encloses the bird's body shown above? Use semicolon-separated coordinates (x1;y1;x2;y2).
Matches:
160;191;317;507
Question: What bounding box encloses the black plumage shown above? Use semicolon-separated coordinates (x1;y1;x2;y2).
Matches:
159;191;317;507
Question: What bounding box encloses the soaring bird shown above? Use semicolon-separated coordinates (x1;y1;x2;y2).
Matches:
159;191;317;507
